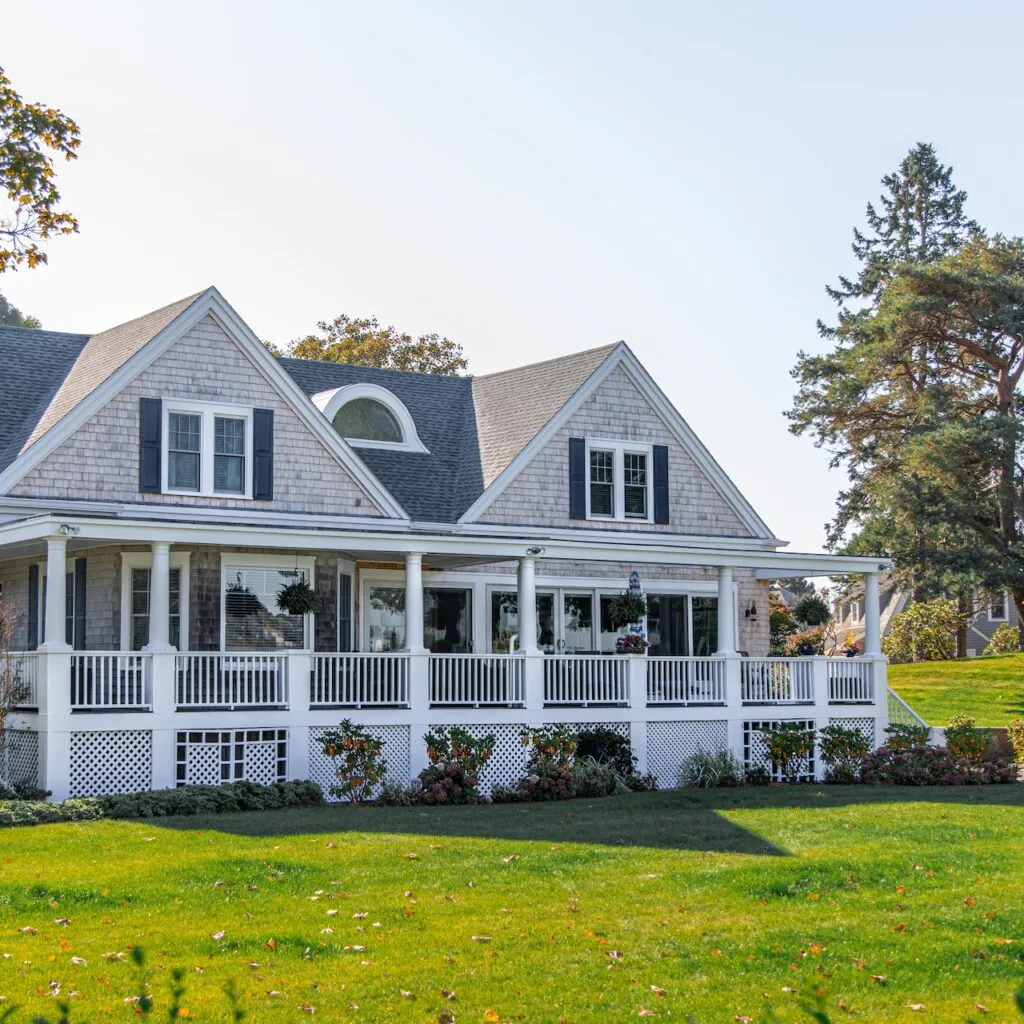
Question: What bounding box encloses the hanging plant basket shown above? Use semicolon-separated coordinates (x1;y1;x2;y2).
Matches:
277;577;320;616
606;591;647;630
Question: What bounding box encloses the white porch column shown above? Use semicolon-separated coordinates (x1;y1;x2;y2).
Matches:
517;556;538;655
40;535;71;651
716;566;737;656
145;541;174;652
863;571;882;656
403;553;426;653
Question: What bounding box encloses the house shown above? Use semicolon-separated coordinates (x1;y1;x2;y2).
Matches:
0;288;889;799
833;574;1020;657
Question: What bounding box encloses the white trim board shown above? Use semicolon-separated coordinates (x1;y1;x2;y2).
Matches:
0;288;409;521
458;342;776;539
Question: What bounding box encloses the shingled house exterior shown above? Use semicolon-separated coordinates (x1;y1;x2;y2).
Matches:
0;288;889;800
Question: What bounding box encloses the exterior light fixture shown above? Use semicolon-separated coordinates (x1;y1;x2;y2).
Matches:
744;601;757;619
525;546;545;556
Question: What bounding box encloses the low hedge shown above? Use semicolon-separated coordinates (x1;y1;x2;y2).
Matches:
0;779;323;828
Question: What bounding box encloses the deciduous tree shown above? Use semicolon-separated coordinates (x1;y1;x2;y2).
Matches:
0;290;39;327
1;66;80;272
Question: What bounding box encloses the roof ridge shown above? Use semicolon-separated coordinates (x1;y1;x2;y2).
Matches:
474;342;619;382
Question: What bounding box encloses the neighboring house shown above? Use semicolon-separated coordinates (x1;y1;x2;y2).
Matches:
0;288;888;798
834;574;1020;657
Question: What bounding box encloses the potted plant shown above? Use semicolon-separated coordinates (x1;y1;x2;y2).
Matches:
615;634;649;655
277;576;320;616
606;591;647;631
840;632;860;658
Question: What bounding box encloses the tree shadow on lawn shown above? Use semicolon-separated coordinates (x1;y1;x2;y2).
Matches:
149;785;1024;855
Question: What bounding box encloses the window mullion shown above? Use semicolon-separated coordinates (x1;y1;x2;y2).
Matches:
201;412;213;495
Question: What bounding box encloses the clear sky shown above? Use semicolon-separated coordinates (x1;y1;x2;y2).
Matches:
4;0;1023;552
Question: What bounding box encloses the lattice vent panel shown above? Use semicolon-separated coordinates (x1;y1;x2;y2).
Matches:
453;723;528;795
646;720;728;790
175;730;287;788
69;730;152;797
308;725;410;802
1;729;39;788
829;717;876;749
744;720;816;782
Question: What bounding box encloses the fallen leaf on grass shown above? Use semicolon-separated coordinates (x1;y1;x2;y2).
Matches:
502;855;519;863
606;950;623;959
438;1012;456;1024
400;990;414;999
484;1010;500;1022
17;927;37;934
650;986;665;997
102;951;126;962
344;945;366;952
70;956;87;966
405;853;419;860
266;990;283;998
975;1005;989;1014
870;975;887;985
441;989;456;1000
472;936;492;943
353;912;368;919
906;1004;925;1012
298;1004;316;1013
210;931;225;941
638;1011;655;1018
53;918;70;926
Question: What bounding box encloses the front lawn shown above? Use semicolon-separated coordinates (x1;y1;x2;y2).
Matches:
1;789;1023;1023
888;652;1024;726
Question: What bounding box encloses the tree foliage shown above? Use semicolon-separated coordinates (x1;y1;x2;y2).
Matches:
0;290;39;327
794;594;831;626
882;597;967;663
0;65;80;273
279;313;468;375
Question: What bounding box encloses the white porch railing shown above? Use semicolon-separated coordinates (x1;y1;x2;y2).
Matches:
176;653;288;709
71;653;151;711
646;657;726;705
827;658;874;703
544;655;628;707
886;686;928;730
3;652;39;708
311;654;410;708
429;654;524;707
741;657;813;704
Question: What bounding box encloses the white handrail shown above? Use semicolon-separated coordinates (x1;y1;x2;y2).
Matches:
741;658;814;704
176;653;289;709
827;658;874;703
311;653;409;708
646;657;725;705
544;655;628;707
70;653;151;711
429;654;524;707
886;686;928;729
3;652;39;708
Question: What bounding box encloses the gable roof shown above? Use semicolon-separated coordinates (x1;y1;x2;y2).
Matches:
0;326;91;472
470;344;617;488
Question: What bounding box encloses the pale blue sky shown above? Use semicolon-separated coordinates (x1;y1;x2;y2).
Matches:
4;1;1023;551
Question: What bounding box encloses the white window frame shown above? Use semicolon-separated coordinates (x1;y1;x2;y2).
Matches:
584;438;654;524
988;591;1009;623
312;383;429;453
220;552;316;652
119;551;191;651
162;400;254;499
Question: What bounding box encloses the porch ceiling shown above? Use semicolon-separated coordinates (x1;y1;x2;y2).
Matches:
0;513;892;576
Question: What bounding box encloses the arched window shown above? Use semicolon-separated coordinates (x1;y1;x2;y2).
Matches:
333;398;403;443
312;383;428;453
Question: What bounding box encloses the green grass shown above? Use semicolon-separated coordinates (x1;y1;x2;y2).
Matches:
888;652;1024;726
1;789;1023;1022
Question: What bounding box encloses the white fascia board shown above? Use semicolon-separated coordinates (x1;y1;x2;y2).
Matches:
457;342;778;541
0;288;409;522
0;513;889;574
754;559;891;579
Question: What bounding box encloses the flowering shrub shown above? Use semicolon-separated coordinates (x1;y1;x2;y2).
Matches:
882;598;966;663
818;723;871;783
1010;719;1024;765
321;720;387;803
984;621;1020;655
884;722;930;750
944;715;989;763
755;722;815;783
859;744;1019;786
417;726;494;804
516;725;577;800
783;626;825;656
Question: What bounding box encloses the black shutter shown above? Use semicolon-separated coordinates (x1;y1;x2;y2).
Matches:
139;397;162;493
253;408;274;500
73;558;87;650
569;437;586;520
653;444;669;524
27;564;39;651
338;572;353;652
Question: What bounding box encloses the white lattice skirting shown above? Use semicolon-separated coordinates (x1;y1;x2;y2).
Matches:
646;720;728;790
176;730;288;787
743;719;817;782
1;729;39;789
829;717;876;749
308;725;411;802
69;730;152;797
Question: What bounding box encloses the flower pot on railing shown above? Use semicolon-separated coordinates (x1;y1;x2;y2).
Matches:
615;634;649;656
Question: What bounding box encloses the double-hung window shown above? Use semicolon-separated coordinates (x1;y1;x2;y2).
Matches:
163;402;253;497
585;440;653;522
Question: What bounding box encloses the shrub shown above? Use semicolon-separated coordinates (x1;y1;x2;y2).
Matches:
678;748;744;788
944;715;989;763
321;719;388;803
882;597;967;663
783;626;825;656
516;725;577;800
818;723;870;783
859;744;1019;786
744;765;772;786
794;594;831;626
572;755;627;798
377;779;416;806
418;726;494;805
769;590;798;655
885;722;930;750
0;797;105;828
575;727;635;777
1010;719;1024;765
490;783;530;804
984;622;1021;655
756;722;815;783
